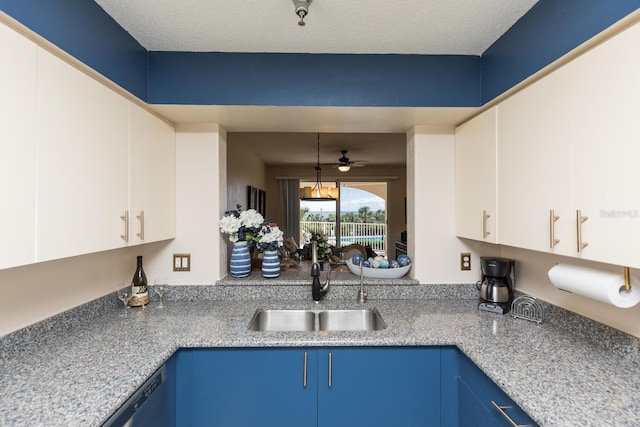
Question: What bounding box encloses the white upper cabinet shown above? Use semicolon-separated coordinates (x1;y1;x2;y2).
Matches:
36;48;129;262
129;103;176;244
569;22;640;267
0;23;37;269
0;22;176;270
497;66;573;255
455;107;498;243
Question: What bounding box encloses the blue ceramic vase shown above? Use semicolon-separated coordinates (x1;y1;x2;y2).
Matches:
230;241;251;278
261;250;281;278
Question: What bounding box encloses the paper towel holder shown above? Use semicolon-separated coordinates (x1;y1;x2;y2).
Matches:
623;267;632;293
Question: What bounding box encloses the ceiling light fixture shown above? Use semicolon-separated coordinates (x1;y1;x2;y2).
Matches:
293;0;312;26
300;133;338;201
337;150;352;172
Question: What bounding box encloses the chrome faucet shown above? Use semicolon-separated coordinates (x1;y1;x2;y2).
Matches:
311;242;330;302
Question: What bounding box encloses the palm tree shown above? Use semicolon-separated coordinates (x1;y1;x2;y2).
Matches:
358;206;372;223
374;209;386;223
300;207;310;220
341;212;358;223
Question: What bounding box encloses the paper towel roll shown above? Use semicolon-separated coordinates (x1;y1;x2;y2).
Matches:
548;263;640;308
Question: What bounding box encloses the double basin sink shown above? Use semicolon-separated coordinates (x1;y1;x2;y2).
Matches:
248;308;386;332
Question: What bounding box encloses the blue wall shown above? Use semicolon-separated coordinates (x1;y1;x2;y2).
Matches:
482;0;640;103
2;1;639;107
148;52;481;107
0;0;148;101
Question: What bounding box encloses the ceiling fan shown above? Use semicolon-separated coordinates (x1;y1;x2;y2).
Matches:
331;150;367;172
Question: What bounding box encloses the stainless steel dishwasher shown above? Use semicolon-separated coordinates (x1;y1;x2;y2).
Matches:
102;365;167;427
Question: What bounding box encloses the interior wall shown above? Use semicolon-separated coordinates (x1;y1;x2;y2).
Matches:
0;246;135;336
264;165;406;248
501;245;640;337
225;135;266;210
142;124;227;284
408;126;499;283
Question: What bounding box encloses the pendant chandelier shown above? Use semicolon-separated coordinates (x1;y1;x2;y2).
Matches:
300;133;338;201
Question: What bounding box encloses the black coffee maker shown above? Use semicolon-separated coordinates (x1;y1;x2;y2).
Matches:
478;257;515;314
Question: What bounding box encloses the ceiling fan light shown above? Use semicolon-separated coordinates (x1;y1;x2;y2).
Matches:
337;165;351;172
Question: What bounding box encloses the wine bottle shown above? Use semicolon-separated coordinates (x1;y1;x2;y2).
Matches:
130;255;149;307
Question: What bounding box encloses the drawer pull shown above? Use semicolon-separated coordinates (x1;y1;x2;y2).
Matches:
483;210;491;238
549;209;560;248
491;400;532;427
576;210;588;252
120;211;129;243
328;352;332;388
136;210;145;241
303;352;308;388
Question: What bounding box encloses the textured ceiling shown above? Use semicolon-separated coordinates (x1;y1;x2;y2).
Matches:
95;0;538;55
94;0;539;166
229;132;407;167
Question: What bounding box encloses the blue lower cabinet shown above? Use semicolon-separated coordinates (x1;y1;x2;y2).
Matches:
457;351;539;427
166;347;537;427
458;380;503;427
187;348;317;427
317;347;441;427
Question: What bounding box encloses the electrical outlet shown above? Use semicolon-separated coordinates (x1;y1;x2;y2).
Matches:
173;253;191;271
460;253;471;271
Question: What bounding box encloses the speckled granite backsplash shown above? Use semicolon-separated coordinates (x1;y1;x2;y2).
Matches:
3;275;637;360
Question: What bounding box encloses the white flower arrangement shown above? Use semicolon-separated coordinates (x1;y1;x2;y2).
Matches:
218;206;265;243
255;225;285;252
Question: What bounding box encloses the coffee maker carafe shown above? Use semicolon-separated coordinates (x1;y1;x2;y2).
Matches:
478;257;515;314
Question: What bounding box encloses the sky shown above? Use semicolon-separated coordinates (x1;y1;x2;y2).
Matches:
301;187;384;213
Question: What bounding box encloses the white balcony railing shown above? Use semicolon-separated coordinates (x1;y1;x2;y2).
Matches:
300;221;387;256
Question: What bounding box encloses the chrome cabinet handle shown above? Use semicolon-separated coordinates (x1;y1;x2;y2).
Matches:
136;211;145;241
491;401;532;427
303;352;308;388
576;210;588;252
328;352;332;388
120;211;129;243
483;210;491;238
549;209;560;248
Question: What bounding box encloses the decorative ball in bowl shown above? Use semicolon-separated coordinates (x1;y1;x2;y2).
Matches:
346;259;411;279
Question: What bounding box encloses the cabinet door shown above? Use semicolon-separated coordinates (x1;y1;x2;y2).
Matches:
458;380;502;427
317;347;440;427
190;348;317;427
455;107;498;243
497;67;573;255
458;352;538;427
570;22;640;268
36;48;129;261
0;23;37;269
129;104;176;244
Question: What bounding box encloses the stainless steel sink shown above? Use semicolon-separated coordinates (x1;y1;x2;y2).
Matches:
248;308;386;332
248;309;316;331
317;309;386;331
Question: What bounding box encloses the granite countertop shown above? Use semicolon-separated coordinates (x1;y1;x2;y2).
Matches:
1;279;639;426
